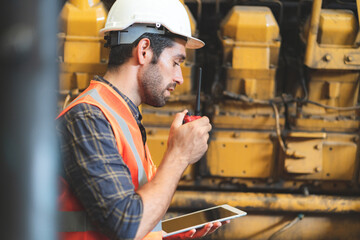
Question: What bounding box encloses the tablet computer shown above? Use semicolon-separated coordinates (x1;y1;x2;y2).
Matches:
162;204;247;237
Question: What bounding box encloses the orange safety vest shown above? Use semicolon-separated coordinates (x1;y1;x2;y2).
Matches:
57;80;162;240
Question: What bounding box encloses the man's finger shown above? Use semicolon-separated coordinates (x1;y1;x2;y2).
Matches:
208;221;222;234
191;223;213;238
171;109;188;128
184;229;196;238
222;220;230;225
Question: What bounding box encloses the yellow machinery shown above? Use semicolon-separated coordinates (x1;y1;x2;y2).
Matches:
58;0;360;239
208;6;282;180
58;0;108;110
284;0;360;183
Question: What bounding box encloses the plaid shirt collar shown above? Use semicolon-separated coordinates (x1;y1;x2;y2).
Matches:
94;75;143;123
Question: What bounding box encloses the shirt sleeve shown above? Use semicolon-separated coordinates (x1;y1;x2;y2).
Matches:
56;103;143;239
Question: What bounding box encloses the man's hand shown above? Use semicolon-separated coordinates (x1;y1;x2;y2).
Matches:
166;109;212;166
163;220;230;240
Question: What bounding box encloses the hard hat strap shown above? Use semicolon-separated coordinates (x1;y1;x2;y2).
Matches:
104;23;166;48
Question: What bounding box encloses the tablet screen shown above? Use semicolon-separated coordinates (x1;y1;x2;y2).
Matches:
162;205;245;235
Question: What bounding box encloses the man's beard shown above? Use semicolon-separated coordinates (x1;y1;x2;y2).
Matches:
141;63;176;107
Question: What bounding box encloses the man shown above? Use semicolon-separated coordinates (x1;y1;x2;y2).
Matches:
57;0;225;239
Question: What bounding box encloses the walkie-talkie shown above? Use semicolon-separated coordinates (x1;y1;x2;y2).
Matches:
184;67;202;123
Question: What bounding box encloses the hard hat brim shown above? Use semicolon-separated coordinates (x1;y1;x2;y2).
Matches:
186;36;205;49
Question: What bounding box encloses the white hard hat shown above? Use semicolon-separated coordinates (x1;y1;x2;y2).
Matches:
100;0;204;49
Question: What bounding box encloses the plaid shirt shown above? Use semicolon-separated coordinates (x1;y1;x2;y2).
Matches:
56;76;147;239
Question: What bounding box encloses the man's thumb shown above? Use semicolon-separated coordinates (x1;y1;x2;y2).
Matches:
171;109;188;128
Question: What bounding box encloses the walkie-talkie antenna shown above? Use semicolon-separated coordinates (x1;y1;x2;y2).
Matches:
195;67;202;116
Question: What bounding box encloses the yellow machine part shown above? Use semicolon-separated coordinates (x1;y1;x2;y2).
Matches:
304;0;360;69
318;9;358;45
60;0;106;36
209;6;284;182
291;2;360;132
205;130;359;181
207;130;275;178
220;6;279;43
303;70;360;113
225;68;277;100
220;6;280;99
58;0;108;108
303;8;360;109
171;190;360;214
290;70;360;132
210;6;284;168
290;71;360;132
212;101;285;130
282;132;358;180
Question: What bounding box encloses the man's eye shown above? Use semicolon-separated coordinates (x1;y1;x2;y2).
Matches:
174;62;180;67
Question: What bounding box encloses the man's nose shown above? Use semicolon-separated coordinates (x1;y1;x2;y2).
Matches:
174;66;184;85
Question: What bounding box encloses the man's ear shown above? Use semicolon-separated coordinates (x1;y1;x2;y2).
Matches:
136;38;152;65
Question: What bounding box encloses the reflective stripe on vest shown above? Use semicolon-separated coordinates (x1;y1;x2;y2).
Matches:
85;89;147;186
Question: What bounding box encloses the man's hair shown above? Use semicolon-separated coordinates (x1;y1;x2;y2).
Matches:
107;33;185;71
